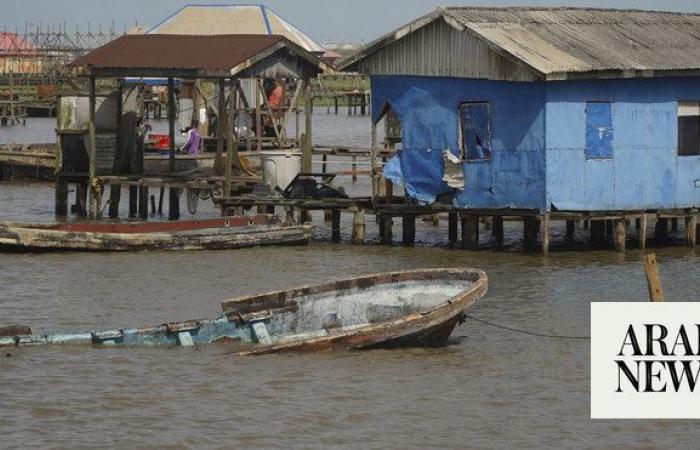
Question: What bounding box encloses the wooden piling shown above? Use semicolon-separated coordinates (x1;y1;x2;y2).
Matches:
138;186;149;219
566;220;575;241
331;209;341;243
448;212;458;248
540;214;550;256
55;178;68;217
686;215;697;248
402;215;416;245
639;214;648;250
614;219;626;253
351;208;365;245
158;187;164;215
523;216;537;250
169;188;180;220
462;215;479;250
379;215;393;245
150;195;156;215
643;253;664;302
492;215;504;244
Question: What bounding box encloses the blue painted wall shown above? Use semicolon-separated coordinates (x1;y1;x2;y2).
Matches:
371;75;700;211
371;76;547;209
546;77;700;211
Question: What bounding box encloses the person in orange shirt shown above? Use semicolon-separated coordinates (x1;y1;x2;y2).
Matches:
262;79;286;137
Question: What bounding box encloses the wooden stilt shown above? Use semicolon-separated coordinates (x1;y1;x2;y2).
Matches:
169;188;180;220
138;185;149;219
566;220;575;241
614;219;626;252
541;214;550;256
448;212;458;248
76;182;88;217
108;185;120;218
331;209;341;243
150;195;156;215
380;215;393;245
639;214;648;250
402;215;416;245
686;215;697;248
55;178;68;217
129;188;138;218
493;215;504;244
643;253;664;302
462;215;479;250
655;218;668;242
351;208;365;245
523;216;537;251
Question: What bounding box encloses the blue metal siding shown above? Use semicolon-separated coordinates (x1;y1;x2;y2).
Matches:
371;76;547;209
546;77;700;210
585;102;614;159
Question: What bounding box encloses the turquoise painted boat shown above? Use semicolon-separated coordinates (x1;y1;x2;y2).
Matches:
0;268;488;354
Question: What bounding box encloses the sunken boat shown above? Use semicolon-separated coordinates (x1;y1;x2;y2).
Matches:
0;215;312;251
0;268;488;353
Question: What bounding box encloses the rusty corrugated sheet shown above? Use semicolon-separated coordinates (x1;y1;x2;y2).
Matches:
72;34;284;73
340;7;700;80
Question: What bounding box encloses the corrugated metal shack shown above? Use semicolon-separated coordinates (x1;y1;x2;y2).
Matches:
340;6;700;253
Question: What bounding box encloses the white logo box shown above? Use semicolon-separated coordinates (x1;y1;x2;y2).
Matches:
592;303;700;419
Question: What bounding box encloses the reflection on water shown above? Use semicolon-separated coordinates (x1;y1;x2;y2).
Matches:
1;115;699;448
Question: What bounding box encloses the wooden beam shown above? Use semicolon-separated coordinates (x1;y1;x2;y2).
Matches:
214;78;226;175
302;79;313;173
643;253;664;302
225;79;238;199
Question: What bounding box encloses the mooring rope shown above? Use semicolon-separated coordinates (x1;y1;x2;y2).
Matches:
462;314;590;340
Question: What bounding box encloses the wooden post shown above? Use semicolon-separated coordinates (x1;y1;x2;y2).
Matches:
461;215;479;250
87;75;99;218
370;122;377;202
614;218;626;253
379;214;393;245
492;215;504;244
167;77;179;220
76;181;88;217
224;79;238;198
331;209;341;243
523;216;537;251
655;217;668;242
566;220;575;241
129;186;138;217
138;185;149;219
541;214;550;256
351;208;365;245
686;214;697;248
448;212;458;248
638;214;648;250
214;78;226;175
108;81;124;219
302;80;313;174
402;215;416;245
55;178;68;217
643;253;664;302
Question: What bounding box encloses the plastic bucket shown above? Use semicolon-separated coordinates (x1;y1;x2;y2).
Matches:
259;149;302;191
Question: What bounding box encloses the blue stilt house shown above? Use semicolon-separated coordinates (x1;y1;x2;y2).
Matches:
340;7;700;213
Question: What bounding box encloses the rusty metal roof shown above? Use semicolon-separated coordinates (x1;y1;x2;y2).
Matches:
72;34;324;78
339;7;700;80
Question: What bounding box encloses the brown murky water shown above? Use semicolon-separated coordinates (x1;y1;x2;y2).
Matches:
1;115;700;448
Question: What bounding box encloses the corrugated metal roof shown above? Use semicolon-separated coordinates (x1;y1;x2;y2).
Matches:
73;34;283;72
339;7;700;80
148;5;324;54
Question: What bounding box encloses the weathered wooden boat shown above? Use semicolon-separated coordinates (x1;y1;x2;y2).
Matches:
0;215;312;251
0;268;487;353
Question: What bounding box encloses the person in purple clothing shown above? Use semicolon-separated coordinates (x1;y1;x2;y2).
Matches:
182;119;201;155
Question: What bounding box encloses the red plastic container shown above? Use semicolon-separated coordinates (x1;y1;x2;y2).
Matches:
149;134;170;151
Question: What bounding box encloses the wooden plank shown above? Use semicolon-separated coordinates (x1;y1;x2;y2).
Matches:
643;253;664;302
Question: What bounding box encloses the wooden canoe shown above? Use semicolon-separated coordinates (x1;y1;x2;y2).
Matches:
0;215;312;251
0;268;487;352
222;268;488;354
